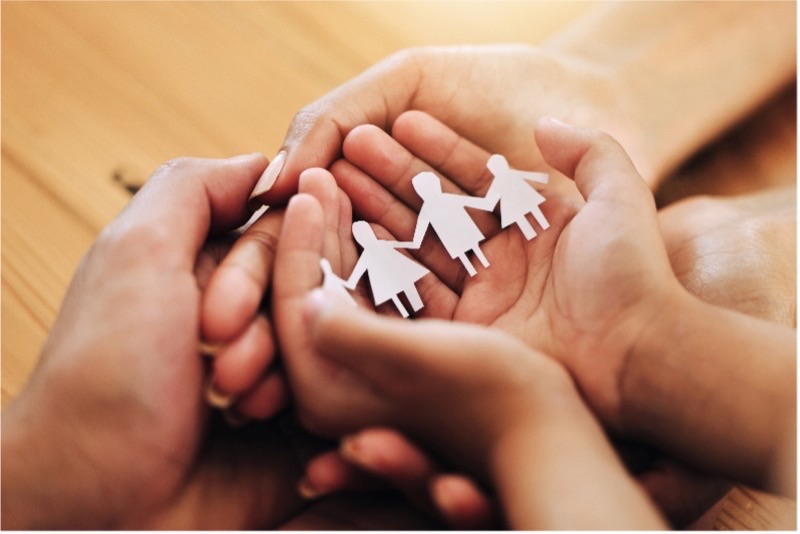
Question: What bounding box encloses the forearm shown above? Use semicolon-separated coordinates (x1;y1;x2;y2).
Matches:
623;290;796;496
547;2;796;180
489;392;666;529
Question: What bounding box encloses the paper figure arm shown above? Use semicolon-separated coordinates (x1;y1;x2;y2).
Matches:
458;190;499;212
385;240;416;249
407;215;431;249
344;256;368;290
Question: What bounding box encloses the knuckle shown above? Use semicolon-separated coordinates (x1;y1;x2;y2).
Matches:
151;157;196;178
240;227;280;261
95;221;175;265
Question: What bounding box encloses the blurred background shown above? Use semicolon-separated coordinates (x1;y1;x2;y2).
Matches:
1;2;794;529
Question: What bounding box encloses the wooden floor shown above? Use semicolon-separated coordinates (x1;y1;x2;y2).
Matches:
1;2;795;530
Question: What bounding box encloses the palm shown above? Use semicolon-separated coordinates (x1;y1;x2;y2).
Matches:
330;112;677;427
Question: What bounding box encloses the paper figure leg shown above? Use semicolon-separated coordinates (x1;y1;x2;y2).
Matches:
404;286;424;312
515;217;537;240
531;207;550;230
391;295;410;318
472;246;490;268
458;254;478;277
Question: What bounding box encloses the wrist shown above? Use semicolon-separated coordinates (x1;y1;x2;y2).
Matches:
545;2;796;185
487;378;665;529
621;288;796;491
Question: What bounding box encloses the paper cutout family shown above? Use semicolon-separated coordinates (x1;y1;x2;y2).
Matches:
320;155;550;318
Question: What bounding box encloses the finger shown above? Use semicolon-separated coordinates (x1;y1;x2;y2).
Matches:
111;154;268;271
535;117;654;210
208;314;276;401
201;207;283;343
234;368;290;421
430;474;498;530
342;124;500;240
273;193;325;355
274;194;367;434
535;117;670;271
299;450;376;499
331;158;468;294
392;110;496;196
297;168;346;274
248;52;422;208
341;429;496;529
303;289;514;389
339;428;439;486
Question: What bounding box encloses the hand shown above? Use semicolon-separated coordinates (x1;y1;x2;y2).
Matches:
659;186;796;326
299;427;498;529
199;205;291;421
337;112;796;494
0;155;313;529
292;295;665;530
249;44;654;208
323;111;677;428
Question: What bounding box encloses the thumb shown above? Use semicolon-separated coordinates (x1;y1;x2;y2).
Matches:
535;117;655;213
303;290;498;390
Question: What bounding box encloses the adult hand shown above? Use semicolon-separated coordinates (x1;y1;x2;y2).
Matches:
659;186;796;326
248;44;651;209
324;110;675;428
330;111;794;496
299;427;498;529
1;155;313;529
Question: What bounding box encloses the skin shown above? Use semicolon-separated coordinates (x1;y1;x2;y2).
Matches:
302;294;667;530
271;118;795;523
203;110;796;526
247;2;794;207
0;155;442;530
203;2;796;441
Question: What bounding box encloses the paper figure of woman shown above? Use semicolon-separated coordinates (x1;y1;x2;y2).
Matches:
345;221;429;318
409;171;495;276
485;154;550;240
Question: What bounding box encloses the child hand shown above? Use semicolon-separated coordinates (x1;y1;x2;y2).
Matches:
332;111;677;429
294;292;664;529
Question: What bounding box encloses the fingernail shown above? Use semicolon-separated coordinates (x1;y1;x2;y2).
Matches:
543;116;576;128
198;339;223;358
339;435;372;468
205;377;235;410
248;151;286;209
297;477;326;500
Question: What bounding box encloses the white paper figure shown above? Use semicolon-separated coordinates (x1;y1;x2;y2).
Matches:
320;258;357;306
485;154;550;240
345;221;429;318
409;171;495;276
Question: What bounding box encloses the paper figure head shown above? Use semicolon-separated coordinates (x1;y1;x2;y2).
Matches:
352;220;378;247
487;154;509;175
412;172;442;200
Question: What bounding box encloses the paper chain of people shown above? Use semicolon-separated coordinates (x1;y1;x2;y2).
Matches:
320;154;551;318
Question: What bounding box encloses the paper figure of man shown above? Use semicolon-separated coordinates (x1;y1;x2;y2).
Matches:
320;258;357;306
345;221;429;318
409;171;495;276
485;154;550;240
